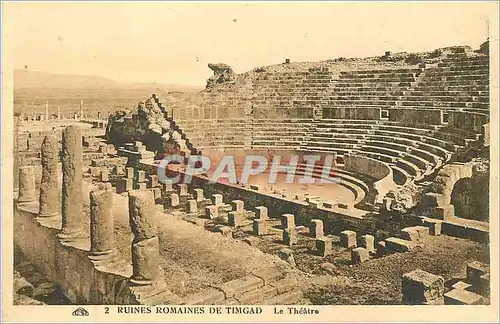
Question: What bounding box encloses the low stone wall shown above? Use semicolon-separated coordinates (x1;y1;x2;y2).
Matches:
343;154;397;204
14;202;132;304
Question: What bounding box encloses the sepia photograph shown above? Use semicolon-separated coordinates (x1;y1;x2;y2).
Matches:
2;1;499;323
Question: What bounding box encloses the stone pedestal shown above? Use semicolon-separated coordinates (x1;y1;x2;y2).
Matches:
351;247;369;264
282;228;297;246
424;219;442;236
170;193;180;207
281;214;295;229
212;194;223;206
205;205;218;219
309;219;324;238
340;230;357;248
194;188;204;202
126;167;135;179
178;184;188;196
231;200;244;212
228;211;244;227
255;206;268;220
253;219;267;236
358;235;375;253
316;236;332;257
188;199;198;214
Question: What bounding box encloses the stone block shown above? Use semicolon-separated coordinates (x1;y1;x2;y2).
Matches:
414;226;430;238
358;234;375;253
126;168;134;180
444;288;484;305
323;201;336;209
385;237;416;253
423;219;442;236
433;205;455;220
282;228;297;246
451;281;472;290
178;184;188;196
316;236;332;257
163;183;173;193
228;211;244;227
170;193;179;207
205;205;218;219
376;241;387;256
442;222;466;238
281;214;295;230
250;184;261;191
466;261;489;286
402;269;445;305
309;219;324;239
253;219;267;236
193;188;204;202
351;247;369;264
231;200;244;212
136;170;146;183
401;227;419;241
255;206;268;220
148;175;159;188
212;194;223;206
339;230;357;248
187;199;198;214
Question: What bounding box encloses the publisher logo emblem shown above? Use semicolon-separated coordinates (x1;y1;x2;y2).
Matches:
72;307;89;316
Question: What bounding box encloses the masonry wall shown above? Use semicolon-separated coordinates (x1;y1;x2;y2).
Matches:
14;204;132;304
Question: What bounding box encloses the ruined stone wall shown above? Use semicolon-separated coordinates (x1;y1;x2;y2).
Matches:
14;205;129;304
165;75;252;120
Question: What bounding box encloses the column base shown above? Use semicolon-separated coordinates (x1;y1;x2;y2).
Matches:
57;228;85;243
38;212;59;218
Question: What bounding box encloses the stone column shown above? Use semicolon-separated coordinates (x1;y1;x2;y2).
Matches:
129;190;163;285
89;190;115;258
39;135;59;217
59;125;84;240
18;166;36;203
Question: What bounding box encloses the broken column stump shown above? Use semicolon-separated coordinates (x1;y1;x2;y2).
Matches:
18;166;37;203
89;190;115;259
39;135;59;217
128;190;163;286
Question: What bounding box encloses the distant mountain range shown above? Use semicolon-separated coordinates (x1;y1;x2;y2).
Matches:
14;69;203;91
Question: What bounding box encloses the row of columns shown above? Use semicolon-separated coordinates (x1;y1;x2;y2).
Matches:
17;125;162;286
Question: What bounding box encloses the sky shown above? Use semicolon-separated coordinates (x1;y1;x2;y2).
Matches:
2;1;497;86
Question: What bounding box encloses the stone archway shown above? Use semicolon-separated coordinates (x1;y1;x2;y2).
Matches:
450;175;489;221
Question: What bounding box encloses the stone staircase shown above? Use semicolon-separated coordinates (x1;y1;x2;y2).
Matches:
180;266;303;305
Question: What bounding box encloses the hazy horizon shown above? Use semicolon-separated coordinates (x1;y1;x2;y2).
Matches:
3;2;496;86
